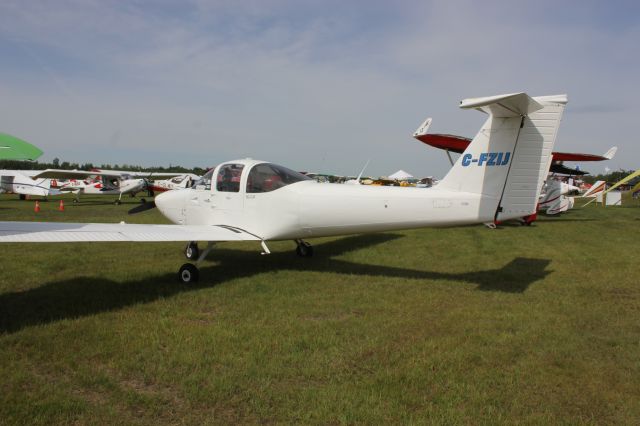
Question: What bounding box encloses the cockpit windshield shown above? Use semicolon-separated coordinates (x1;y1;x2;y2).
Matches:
217;164;244;192
192;169;214;190
246;163;311;193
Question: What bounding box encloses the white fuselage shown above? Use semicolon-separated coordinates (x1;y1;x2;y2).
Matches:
0;170;51;197
59;178;146;196
156;180;493;241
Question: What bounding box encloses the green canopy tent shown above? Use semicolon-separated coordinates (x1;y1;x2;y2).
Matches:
0;133;43;160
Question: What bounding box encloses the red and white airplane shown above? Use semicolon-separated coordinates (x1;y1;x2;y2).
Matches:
146;173;200;194
0;92;568;282
413;119;616;218
37;169;190;204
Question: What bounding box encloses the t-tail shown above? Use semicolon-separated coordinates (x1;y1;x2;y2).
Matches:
436;92;568;223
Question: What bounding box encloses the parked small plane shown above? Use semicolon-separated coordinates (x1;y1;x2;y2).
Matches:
0;170;53;198
0;92;568;282
413;120;616;220
35;169;188;203
413;122;616;173
538;179;581;215
146;173;200;194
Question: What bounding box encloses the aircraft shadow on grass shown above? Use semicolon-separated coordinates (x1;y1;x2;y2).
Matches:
0;234;552;333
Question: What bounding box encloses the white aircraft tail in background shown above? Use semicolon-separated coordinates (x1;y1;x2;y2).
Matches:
0;170;52;197
582;180;606;198
603;147;618;160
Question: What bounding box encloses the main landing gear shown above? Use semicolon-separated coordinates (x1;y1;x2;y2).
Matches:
178;242;214;283
184;241;199;260
176;239;314;284
295;239;313;257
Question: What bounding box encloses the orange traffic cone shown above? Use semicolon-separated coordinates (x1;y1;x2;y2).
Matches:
58;200;65;211
34;201;41;213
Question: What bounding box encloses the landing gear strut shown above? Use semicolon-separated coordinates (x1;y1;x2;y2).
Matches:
184;241;199;260
178;242;214;283
295;239;313;257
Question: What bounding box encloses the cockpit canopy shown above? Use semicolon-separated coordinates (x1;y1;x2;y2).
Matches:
192;162;311;193
246;163;310;193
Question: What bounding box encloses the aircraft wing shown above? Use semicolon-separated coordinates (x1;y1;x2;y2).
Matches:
33;169;193;179
33;169;120;179
0;221;261;242
127;172;196;178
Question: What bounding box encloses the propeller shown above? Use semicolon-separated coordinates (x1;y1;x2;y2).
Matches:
128;200;156;215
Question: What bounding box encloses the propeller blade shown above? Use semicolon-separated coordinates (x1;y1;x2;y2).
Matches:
128;201;156;215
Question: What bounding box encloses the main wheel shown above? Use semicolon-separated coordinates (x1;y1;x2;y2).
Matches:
296;242;314;257
185;242;199;260
178;263;199;283
115;200;122;205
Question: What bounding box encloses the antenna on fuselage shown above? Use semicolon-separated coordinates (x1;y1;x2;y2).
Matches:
356;159;371;182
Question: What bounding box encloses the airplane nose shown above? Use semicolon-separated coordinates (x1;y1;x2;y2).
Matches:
155;190;187;224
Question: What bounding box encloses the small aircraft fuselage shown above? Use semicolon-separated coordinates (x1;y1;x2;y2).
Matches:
155;159;494;241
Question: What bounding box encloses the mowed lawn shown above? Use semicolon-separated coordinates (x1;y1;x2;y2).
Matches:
1;194;639;424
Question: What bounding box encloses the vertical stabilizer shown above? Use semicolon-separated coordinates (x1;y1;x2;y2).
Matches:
437;92;568;222
495;95;568;221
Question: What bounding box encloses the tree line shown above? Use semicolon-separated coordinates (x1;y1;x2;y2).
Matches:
0;158;208;176
582;169;638;185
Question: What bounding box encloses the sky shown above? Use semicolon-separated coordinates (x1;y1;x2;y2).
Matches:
1;0;639;177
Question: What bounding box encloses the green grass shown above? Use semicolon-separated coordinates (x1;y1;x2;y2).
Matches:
1;193;639;424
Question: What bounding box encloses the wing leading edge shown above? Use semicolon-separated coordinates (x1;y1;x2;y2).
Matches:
0;222;261;243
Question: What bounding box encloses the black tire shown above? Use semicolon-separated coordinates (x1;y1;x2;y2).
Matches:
19;194;26;201
178;263;199;283
73;199;79;203
185;242;199;260
140;198;146;204
296;242;314;257
115;200;122;205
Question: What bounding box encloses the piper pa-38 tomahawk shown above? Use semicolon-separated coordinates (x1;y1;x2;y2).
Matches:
0;92;568;282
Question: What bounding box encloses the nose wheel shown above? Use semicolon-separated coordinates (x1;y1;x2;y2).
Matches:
295;240;314;257
178;263;199;283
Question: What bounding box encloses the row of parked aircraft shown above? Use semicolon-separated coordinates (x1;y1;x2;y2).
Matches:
0;168;199;203
1;91;577;282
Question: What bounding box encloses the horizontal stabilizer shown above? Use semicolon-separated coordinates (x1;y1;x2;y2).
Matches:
413;117;433;137
459;92;544;117
582;180;606;198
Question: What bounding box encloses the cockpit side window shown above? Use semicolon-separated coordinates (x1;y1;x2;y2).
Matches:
192;169;214;190
217;164;244;193
246;163;311;193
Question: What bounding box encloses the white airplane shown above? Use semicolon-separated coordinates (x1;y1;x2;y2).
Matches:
146;173;200;194
0;170;53;198
538;179;581;215
0;92;568;283
35;169;188;203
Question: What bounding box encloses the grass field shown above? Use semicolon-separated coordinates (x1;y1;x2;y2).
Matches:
1;193;639;424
